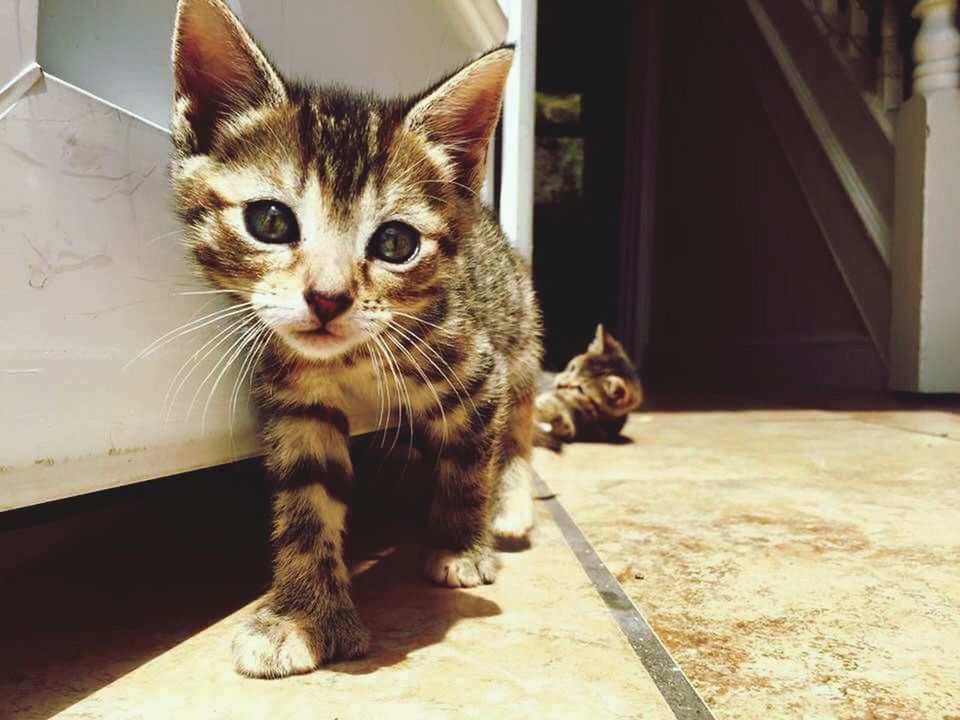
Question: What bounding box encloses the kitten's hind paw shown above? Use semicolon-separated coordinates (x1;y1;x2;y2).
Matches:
421;547;500;588
232;605;369;678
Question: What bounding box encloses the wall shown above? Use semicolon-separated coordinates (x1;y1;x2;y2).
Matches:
647;2;886;390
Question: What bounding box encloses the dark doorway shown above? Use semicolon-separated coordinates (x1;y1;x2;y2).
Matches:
532;1;633;369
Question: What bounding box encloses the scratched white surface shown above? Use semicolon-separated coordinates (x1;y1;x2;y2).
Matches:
0;74;270;509
0;2;505;510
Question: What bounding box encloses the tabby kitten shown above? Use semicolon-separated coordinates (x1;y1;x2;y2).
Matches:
170;0;542;678
534;325;642;451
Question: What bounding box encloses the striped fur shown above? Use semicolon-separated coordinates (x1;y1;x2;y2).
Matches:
534;325;643;451
171;0;542;678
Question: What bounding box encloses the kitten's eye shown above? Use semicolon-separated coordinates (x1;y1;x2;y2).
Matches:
244;201;299;244
369;221;420;264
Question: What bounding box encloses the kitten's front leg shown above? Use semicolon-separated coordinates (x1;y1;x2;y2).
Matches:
419;399;502;588
232;407;369;678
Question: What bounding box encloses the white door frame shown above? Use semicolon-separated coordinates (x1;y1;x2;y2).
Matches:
498;0;537;262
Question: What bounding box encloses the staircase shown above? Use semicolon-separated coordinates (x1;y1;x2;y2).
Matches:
716;0;960;391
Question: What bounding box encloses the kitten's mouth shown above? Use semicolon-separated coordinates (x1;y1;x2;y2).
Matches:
283;322;360;359
292;325;347;347
283;323;370;359
297;326;335;338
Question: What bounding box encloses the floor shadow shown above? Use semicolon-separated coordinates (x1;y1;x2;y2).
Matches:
332;522;502;675
577;434;633;447
0;443;507;714
0;464;273;719
493;535;532;553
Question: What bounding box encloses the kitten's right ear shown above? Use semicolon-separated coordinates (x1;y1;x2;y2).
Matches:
172;0;286;153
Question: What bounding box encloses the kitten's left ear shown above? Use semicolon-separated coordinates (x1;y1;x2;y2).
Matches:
588;323;626;355
172;0;286;153
405;47;513;193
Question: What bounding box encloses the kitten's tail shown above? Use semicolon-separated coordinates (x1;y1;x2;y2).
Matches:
533;422;564;453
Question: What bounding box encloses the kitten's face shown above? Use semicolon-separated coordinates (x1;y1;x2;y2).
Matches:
170;0;511;361
175;101;454;360
555;325;643;416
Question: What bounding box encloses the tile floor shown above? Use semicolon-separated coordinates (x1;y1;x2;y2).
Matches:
535;389;960;720
2;389;958;719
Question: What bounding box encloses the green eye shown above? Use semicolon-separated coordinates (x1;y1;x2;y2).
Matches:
244;200;299;244
369;221;420;264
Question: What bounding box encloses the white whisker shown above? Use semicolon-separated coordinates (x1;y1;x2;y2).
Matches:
144;228;182;247
365;340;386;438
201;321;263;436
162;312;257;423
382;327;445;463
386;317;478;418
182;318;258;430
228;325;271;453
125;302;257;369
371;332;406;457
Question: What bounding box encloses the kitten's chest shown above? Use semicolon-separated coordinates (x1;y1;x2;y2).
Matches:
264;350;448;435
338;363;384;433
268;357;384;434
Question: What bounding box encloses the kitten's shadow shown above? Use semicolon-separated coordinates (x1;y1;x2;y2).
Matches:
327;438;505;673
568;434;634;448
331;523;502;674
546;434;634;454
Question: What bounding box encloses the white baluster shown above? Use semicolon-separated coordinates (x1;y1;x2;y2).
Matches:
890;0;960;391
912;0;960;95
879;0;904;110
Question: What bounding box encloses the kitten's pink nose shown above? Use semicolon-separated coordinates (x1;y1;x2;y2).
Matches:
304;290;353;323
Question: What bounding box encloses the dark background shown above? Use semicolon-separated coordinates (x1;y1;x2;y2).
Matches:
532;1;633;370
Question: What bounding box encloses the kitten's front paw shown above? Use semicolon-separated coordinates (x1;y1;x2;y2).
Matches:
232;605;369;678
421;547;500;588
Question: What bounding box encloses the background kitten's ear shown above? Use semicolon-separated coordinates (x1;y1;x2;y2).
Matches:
588;324;607;354
172;0;286;153
588;323;627;356
603;376;630;407
405;47;514;193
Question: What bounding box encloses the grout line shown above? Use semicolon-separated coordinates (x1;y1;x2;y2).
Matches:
532;472;717;720
844;417;960;444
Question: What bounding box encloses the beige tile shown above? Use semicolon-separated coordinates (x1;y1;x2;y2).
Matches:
0;468;673;720
535;409;960;720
